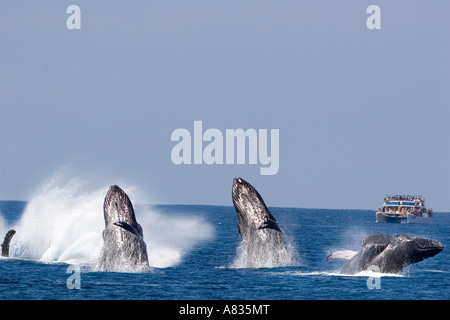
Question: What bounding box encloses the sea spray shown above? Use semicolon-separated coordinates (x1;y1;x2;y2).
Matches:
0;213;6;242
138;206;215;268
9;171;215;269
231;231;300;268
10;176;105;264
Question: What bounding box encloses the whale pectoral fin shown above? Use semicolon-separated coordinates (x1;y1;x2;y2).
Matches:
114;221;142;239
258;219;282;232
1;229;16;258
326;250;358;261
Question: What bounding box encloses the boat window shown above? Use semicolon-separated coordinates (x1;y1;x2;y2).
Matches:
386;201;400;205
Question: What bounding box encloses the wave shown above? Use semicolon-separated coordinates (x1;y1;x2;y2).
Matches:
420;269;450;274
7;171;214;269
268;270;405;278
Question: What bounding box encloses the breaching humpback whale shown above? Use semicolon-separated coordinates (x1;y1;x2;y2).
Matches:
95;185;150;272
232;177;291;267
332;233;443;274
1;230;16;257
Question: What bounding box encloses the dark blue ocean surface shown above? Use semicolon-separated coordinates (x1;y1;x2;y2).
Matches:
0;201;448;300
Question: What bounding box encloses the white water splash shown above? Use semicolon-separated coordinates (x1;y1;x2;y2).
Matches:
140;206;214;268
10;175;105;265
268;270;404;278
0;213;8;251
8;171;214;269
0;212;5;235
230;231;300;268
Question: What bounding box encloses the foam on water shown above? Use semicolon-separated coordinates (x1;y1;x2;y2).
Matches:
7;172;214;269
269;270;404;278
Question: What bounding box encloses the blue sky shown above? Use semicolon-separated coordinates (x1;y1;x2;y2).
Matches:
1;1;449;210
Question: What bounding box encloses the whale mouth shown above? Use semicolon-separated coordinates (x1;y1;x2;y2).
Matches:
395;235;444;254
414;239;444;255
415;243;444;251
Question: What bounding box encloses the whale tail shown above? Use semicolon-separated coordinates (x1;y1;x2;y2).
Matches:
1;229;16;257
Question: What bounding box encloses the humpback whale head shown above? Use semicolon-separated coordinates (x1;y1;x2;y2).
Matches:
342;233;445;274
384;235;444;267
231;178;295;268
103;185;143;238
96;185;149;272
232;177;281;236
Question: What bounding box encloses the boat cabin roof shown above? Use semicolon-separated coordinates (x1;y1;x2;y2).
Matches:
384;195;423;201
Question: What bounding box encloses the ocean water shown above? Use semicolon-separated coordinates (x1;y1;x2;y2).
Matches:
0;194;449;300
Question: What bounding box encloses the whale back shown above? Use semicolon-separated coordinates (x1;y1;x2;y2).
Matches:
340;233;443;274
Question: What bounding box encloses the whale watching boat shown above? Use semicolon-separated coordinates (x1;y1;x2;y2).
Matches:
376;195;433;224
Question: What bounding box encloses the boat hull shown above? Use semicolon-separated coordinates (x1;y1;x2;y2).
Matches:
407;214;432;224
376;212;406;223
